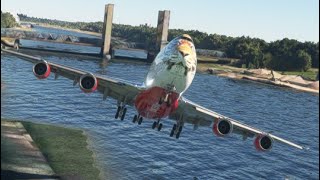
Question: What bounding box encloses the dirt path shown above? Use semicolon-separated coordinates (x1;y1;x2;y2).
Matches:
1;120;59;179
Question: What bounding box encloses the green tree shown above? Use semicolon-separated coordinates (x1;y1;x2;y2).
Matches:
1;11;18;28
263;52;273;68
296;50;312;71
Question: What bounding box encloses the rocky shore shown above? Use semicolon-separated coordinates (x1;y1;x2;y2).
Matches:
198;66;319;94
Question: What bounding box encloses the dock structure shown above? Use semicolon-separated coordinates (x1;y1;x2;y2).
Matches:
1;4;171;62
156;10;170;52
101;4;114;58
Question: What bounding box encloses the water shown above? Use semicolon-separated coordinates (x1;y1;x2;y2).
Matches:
1;27;319;180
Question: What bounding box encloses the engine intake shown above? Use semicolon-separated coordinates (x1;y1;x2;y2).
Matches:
79;73;98;93
33;60;51;79
254;134;273;151
213;119;233;136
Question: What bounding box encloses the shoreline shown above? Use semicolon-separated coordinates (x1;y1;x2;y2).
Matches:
1;118;101;180
21;21;102;37
197;64;319;95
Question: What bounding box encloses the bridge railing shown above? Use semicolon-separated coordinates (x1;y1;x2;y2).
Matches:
1;28;103;47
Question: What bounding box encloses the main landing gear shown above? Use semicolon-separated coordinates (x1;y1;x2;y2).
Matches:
152;119;163;131
132;114;143;125
170;123;183;139
115;104;127;121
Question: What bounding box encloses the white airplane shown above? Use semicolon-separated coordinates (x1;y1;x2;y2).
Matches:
1;34;305;151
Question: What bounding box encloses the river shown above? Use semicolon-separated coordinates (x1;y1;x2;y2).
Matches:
1;27;319;180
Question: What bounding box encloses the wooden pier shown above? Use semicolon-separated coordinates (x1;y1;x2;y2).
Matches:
1;4;170;62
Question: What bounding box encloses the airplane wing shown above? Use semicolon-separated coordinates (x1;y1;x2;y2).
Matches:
1;49;144;106
169;97;306;150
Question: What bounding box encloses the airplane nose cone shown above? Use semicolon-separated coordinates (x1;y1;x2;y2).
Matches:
179;50;189;57
177;43;191;58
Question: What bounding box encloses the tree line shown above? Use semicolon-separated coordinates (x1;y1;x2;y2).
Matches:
17;14;320;71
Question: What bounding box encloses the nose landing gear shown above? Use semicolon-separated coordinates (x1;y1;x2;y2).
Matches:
158;93;172;107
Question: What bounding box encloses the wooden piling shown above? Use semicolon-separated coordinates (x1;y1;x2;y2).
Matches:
156;10;170;52
101;4;114;57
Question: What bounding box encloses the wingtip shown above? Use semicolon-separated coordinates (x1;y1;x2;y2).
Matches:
302;146;310;151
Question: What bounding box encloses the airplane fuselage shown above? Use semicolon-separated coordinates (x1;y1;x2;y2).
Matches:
135;35;197;119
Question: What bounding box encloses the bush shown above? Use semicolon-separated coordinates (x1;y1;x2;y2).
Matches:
1;11;18;28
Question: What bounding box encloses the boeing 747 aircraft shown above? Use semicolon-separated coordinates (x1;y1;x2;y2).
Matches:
1;34;305;151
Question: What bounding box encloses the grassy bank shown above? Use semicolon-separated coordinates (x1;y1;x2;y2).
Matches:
20;121;100;180
277;68;318;81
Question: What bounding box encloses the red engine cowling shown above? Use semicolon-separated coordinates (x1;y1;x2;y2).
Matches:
254;134;273;151
79;73;98;93
33;60;51;79
213;118;233;136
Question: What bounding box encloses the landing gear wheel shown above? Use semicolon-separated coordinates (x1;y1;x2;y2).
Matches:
157;123;163;131
152;121;157;129
138;117;143;125
133;115;137;123
170;124;176;137
120;108;127;121
176;132;181;139
170;130;174;137
115;106;121;119
176;125;183;139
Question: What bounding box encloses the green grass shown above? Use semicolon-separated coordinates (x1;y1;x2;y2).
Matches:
277;68;318;81
197;62;244;73
21;121;100;180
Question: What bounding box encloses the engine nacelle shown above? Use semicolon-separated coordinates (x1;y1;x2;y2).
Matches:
213;119;233;136
79;73;98;93
254;134;273;151
33;60;51;79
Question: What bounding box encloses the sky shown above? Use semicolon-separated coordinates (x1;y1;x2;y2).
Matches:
1;0;319;42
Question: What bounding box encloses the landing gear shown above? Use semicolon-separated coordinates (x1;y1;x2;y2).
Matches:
170;123;183;139
159;93;172;107
115;105;127;121
152;120;163;131
133;115;138;123
170;124;176;137
138;116;143;125
132;114;143;125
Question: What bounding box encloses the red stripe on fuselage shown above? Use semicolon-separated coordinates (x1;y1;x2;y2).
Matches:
135;86;179;119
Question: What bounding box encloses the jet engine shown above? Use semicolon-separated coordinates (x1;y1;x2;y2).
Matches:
33;60;51;79
79;73;98;93
254;134;273;151
213;119;233;136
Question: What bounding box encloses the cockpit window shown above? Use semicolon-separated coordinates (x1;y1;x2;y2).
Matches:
181;36;193;43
